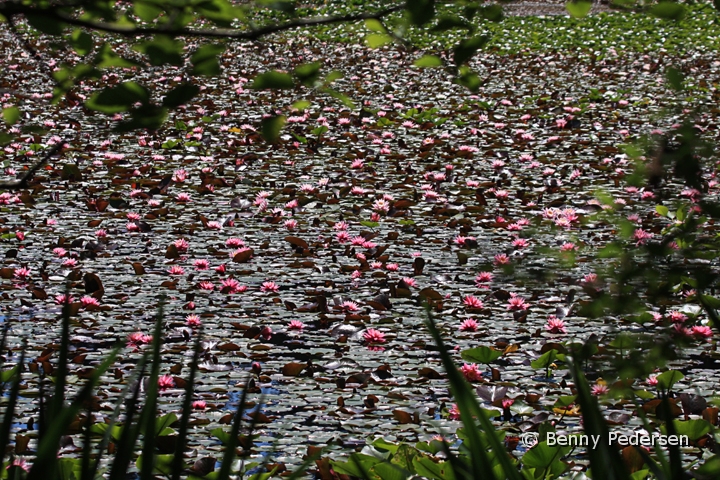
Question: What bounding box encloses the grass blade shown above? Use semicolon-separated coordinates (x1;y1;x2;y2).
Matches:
660;395;684;478
424;305;521;480
140;301;165;479
87;354;148;480
570;355;630;480
0;343;25;463
29;345;120;480
80;408;94;480
107;360;147;480
0;324;12;457
171;328;203;480
285;447;325;480
217;380;251;480
51;291;72;421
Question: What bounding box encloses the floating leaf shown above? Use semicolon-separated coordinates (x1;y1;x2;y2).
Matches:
281;363;306;376
461;346;503;364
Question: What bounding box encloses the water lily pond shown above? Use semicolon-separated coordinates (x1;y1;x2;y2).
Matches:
2;4;720;477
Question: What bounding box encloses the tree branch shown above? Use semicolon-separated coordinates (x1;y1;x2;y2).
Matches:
0;142;66;190
0;3;405;40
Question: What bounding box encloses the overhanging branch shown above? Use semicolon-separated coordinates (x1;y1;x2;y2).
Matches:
0;142;66;190
0;3;405;40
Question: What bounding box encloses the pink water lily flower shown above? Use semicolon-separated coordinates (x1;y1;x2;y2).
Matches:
545;315;567;334
459;319;479;332
260;281;280;293
363;328;386;344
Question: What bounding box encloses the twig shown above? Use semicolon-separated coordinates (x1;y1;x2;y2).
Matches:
0;142;66;190
0;3;405;40
5;14;56;79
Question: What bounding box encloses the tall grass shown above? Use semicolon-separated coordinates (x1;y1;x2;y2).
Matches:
0;300;272;479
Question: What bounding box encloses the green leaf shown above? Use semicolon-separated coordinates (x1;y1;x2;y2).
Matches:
666;419;710;441
431;14;472;32
251;71;294;90
366;34;393;48
163;84;200;108
291;100;311;111
210;427;234;445
695;455;720;476
456;67;481;92
261;115;286;143
701;294;720;309
331;454;382;477
155;412;178;437
666;66;684;92
360;221;379;228
406;0;435;26
3;107;20;125
114;105;168;132
656;370;684;390
364;18;386;33
655;205;669;217
635;389;655;400
136;454;175;476
294;62;322;85
90;423;124;441
70;30;93;56
325;70;343;83
478;5;504;22
0;366;19;383
598;242;622;258
371;437;399;454
413;456;456;480
676;206;686;222
190;44;225;76
608;334;635;349
134;1;164;22
196;0;243;27
256;0;295;13
372;462;409;480
566;1;592;18
135;36;184;66
414;55;443;68
95;44;142;69
650;2;686;20
531;350;558;370
715;0;720;11
461;346;503;364
522;442;570;469
453;35;489;66
26;14;65;35
0;133;14;146
554;395;577;408
321;87;355;108
86;82;150;114
57;458;82;480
